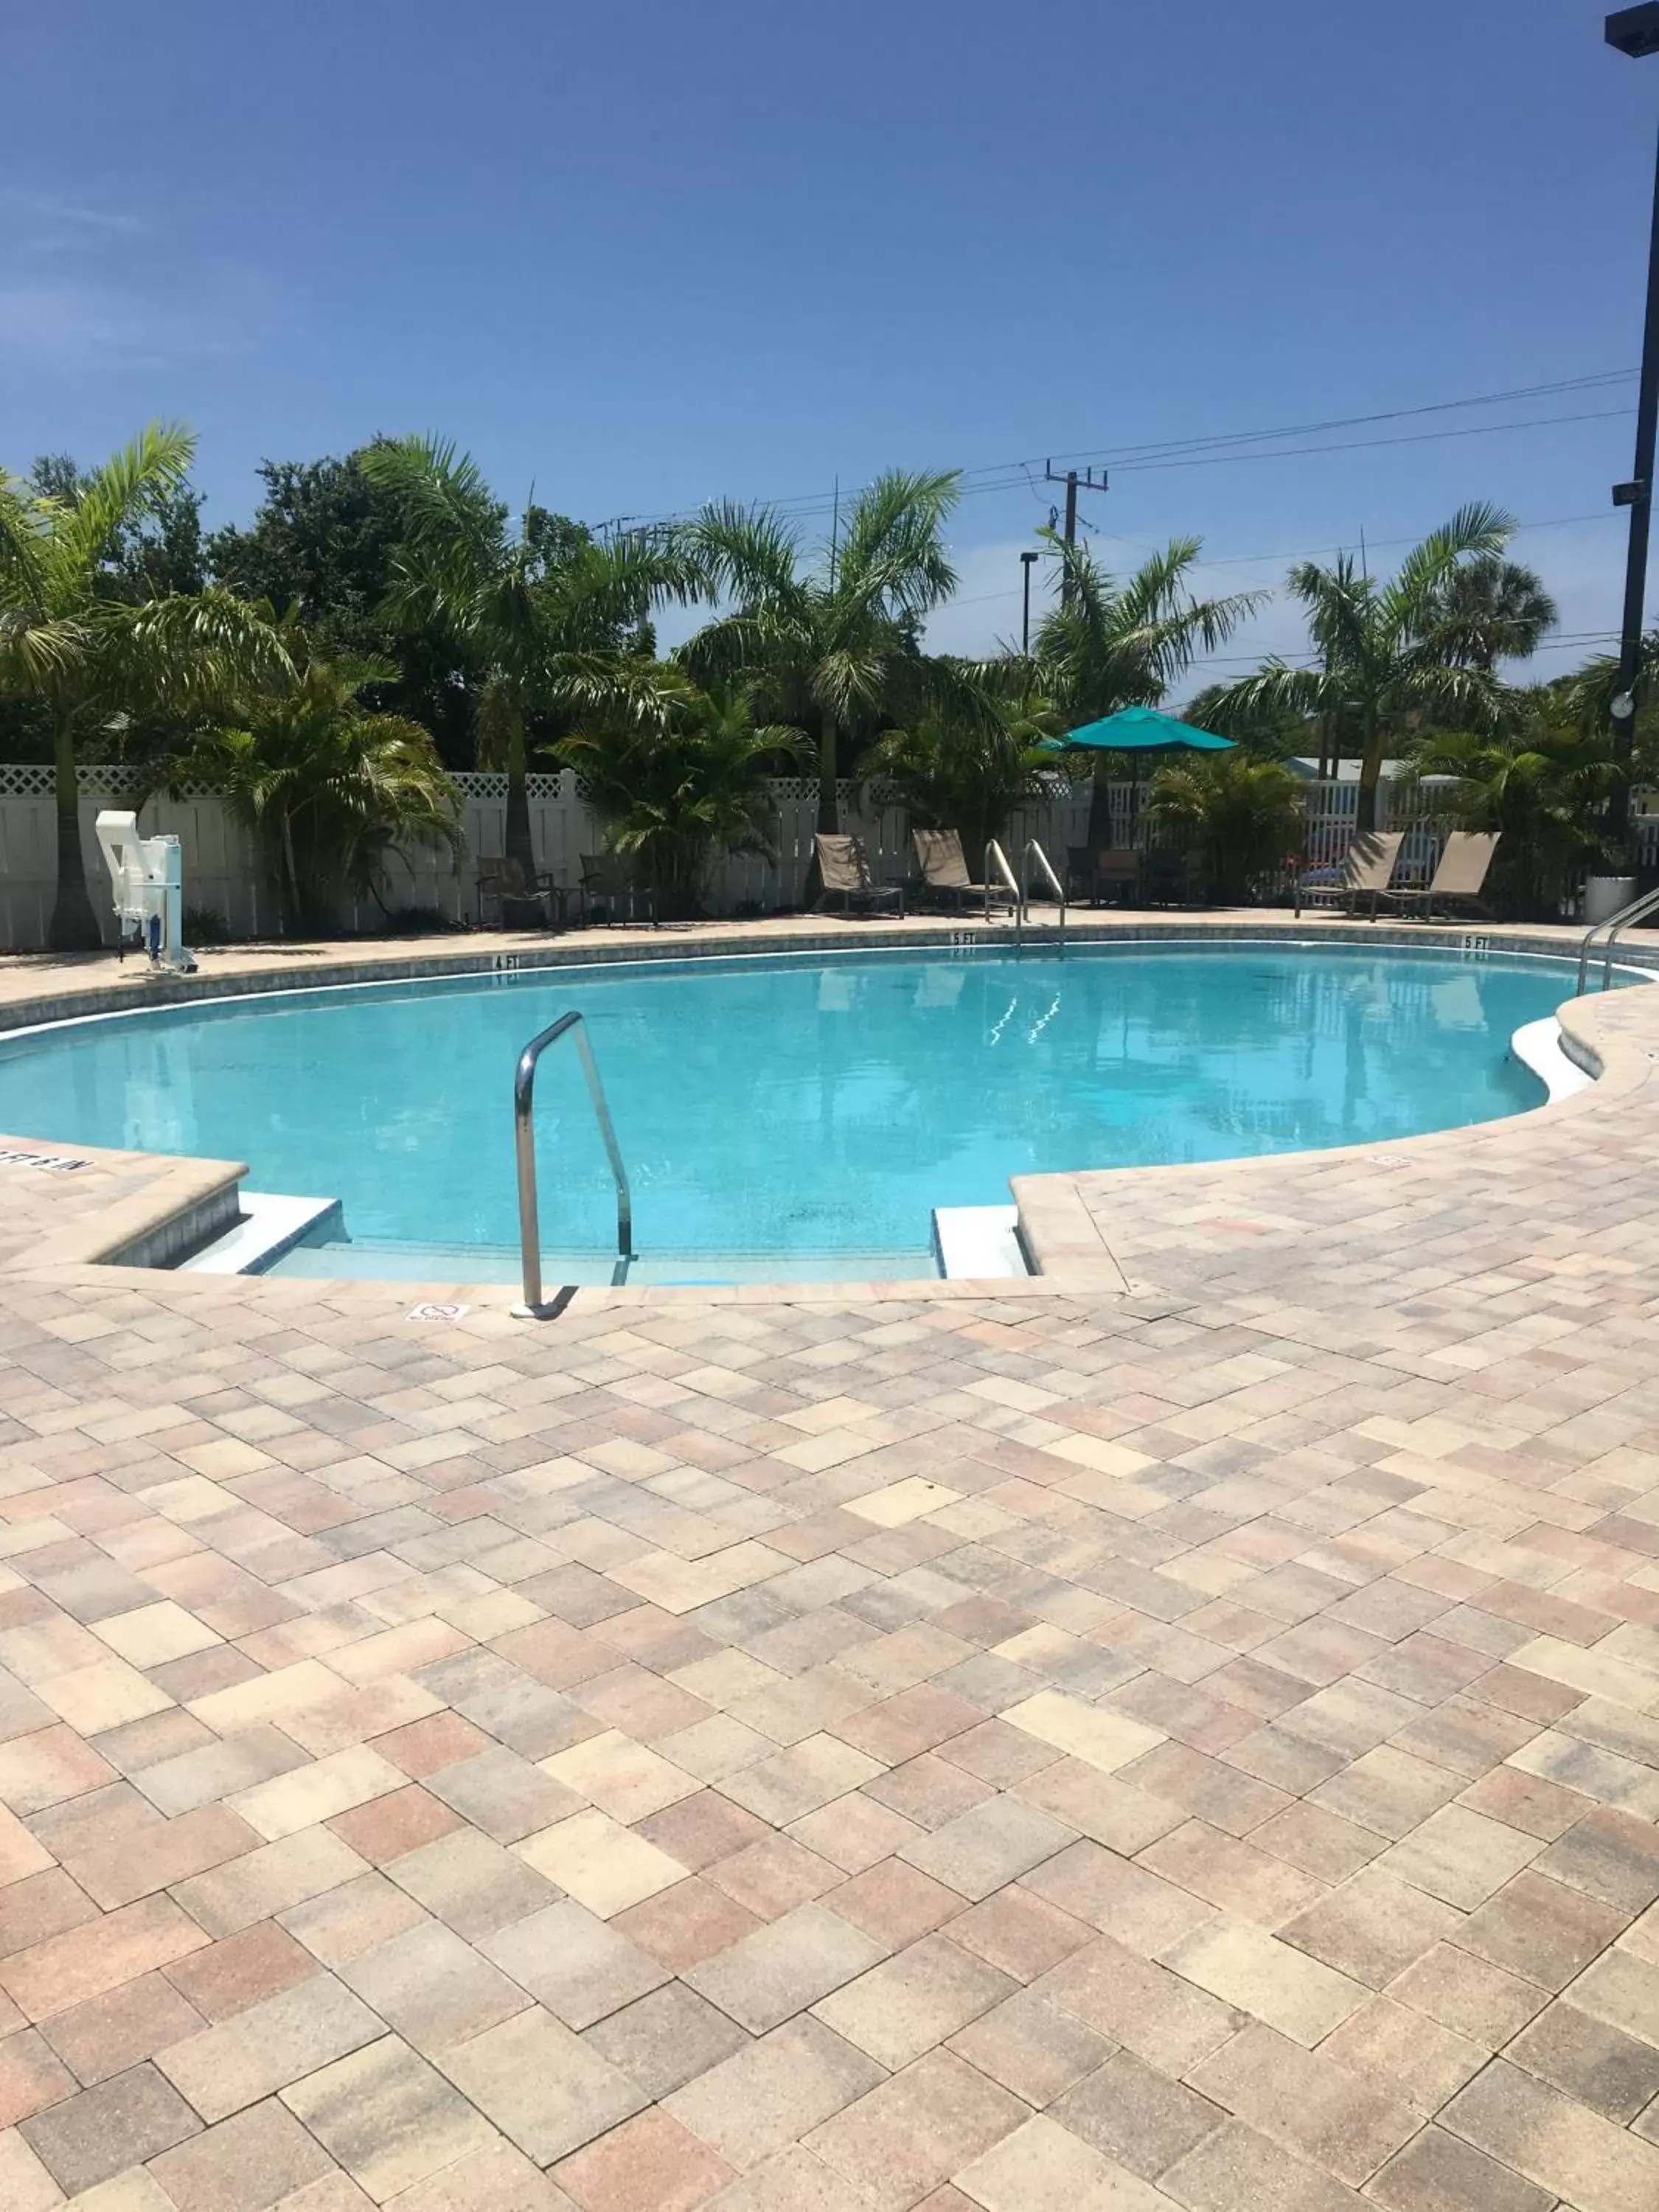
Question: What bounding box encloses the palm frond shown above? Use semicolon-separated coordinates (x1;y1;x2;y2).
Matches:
684;502;807;611
58;422;195;588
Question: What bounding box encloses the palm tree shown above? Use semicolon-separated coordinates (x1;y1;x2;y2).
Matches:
181;644;463;933
1434;556;1558;675
1207;504;1516;832
361;437;703;879
557;671;807;911
1415;712;1615;918
681;470;960;831
1144;754;1306;904
1030;535;1265;844
0;425;289;950
861;684;1061;860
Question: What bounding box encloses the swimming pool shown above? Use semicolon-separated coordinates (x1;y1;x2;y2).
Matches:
0;942;1616;1279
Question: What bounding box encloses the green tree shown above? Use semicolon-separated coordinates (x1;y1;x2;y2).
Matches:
1032;535;1264;843
1144;754;1306;903
558;672;807;911
1433;555;1558;675
862;684;1060;860
361;437;703;879
1184;681;1309;762
0;423;288;950
1415;706;1615;919
681;470;960;832
32;453;206;600
178;644;463;933
208;450;487;768
1206;505;1515;832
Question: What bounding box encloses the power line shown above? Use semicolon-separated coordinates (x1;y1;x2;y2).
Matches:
942;507;1625;615
613;369;1638;532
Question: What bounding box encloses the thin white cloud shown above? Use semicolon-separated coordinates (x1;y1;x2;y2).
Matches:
0;184;280;370
3;190;144;237
0;274;268;369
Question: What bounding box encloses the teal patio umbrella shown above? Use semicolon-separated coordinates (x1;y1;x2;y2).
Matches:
1036;705;1235;848
1035;705;1236;757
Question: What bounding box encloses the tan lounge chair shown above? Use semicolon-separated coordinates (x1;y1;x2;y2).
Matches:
1385;830;1500;920
1293;830;1405;919
912;828;1019;914
814;835;903;917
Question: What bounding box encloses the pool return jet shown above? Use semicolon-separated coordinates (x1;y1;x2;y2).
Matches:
94;811;198;973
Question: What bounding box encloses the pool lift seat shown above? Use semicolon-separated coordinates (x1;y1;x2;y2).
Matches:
94;810;197;973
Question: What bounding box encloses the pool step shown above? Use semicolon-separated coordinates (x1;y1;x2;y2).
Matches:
181;1192;344;1275
269;1237;939;1287
932;1206;1030;1279
1511;1017;1596;1102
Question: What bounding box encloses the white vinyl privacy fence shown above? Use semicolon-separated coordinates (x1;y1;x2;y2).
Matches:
0;761;1652;949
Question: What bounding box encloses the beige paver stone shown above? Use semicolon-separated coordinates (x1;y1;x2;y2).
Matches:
1001;1694;1164;1775
156;1973;383;2122
1442;2055;1659;2212
1159;1921;1365;2047
437;2008;645;2166
844;1481;961;1528
515;1810;686;1918
282;2034;498;2202
805;2048;1029;2211
956;2114;1176;2212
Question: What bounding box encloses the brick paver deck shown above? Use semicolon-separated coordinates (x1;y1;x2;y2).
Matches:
1;922;1658;2212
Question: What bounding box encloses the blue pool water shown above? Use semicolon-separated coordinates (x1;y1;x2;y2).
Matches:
0;945;1607;1267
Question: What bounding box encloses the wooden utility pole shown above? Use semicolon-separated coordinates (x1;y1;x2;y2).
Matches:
1043;462;1109;604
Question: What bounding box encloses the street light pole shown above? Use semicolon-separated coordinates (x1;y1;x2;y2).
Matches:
1606;5;1659;846
1020;549;1040;654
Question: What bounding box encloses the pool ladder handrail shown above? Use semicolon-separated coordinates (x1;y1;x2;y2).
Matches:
512;1009;633;1316
1576;881;1659;994
1022;838;1066;953
984;839;1024;942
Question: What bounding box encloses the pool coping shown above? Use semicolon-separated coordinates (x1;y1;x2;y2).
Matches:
1;913;1655;1310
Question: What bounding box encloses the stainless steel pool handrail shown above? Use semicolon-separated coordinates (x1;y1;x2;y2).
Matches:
985;839;1024;942
512;1010;633;1316
1023;838;1066;953
1576;882;1659;994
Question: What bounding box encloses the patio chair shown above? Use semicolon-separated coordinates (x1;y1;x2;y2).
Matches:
1385;830;1500;920
813;834;904;917
580;855;658;928
1142;849;1208;907
1293;830;1405;919
476;855;561;929
1069;846;1141;905
912;827;1019;914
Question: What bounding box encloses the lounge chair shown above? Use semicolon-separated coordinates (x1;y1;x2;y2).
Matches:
1293;830;1405;919
1385;830;1500;920
912;828;1020;914
813;834;903;917
579;855;658;928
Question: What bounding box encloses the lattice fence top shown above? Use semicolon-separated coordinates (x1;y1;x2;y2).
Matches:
0;762;157;801
450;771;577;801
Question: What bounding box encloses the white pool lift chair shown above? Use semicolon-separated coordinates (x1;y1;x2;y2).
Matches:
94;810;197;973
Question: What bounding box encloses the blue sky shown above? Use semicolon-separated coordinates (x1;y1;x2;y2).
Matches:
4;1;1658;681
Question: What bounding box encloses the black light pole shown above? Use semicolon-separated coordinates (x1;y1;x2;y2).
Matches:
1020;549;1040;653
1606;4;1659;849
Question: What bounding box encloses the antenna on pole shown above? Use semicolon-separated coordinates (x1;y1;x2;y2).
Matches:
829;474;841;591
